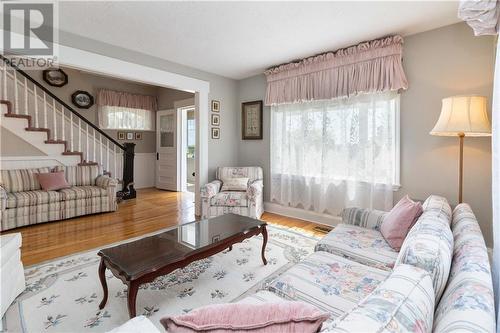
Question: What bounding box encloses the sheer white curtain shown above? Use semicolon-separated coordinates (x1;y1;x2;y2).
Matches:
271;91;399;215
98;105;154;131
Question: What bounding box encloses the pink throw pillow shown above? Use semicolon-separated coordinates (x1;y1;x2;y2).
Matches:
381;195;423;251
36;171;70;191
160;302;330;333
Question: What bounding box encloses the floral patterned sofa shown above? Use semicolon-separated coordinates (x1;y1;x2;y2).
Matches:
0;165;118;231
241;195;495;332
200;167;264;219
112;195;494;333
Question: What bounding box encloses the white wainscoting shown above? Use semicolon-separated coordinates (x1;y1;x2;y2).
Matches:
264;202;342;226
134;153;156;189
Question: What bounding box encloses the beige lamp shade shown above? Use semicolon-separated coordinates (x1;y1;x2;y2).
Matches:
430;95;492;137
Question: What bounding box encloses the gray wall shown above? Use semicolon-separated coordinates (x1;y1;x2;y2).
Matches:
158;89;195;110
398;22;494;245
1;128;46;156
58;31;240;179
238;75;271;199
236;22;495;246
26;67;159;153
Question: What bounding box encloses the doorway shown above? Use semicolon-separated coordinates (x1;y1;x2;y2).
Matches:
183;107;196;193
46;41;209;215
155;98;196;193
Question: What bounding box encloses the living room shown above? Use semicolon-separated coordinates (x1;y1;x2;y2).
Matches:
0;1;499;332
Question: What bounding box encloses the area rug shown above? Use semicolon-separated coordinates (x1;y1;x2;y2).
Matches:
3;225;320;332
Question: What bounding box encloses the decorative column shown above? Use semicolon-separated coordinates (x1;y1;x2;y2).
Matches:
120;142;136;200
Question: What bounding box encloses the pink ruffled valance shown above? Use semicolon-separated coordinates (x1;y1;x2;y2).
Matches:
97;89;158;111
264;35;408;105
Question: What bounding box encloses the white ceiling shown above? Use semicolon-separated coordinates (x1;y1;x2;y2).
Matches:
58;1;461;80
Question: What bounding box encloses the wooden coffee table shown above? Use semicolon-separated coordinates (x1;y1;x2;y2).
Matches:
97;214;268;318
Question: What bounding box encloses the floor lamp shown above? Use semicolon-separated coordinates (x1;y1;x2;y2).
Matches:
430;95;491;203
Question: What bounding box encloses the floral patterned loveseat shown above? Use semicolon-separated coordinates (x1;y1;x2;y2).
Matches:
240;195;495;332
200;167;264;219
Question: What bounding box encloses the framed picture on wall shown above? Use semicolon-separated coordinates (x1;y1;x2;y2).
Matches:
211;114;220;126
43;69;68;87
127;132;134;140
211;100;220;112
118;132;125;140
71;90;94;109
135;132;143;140
242;100;263;140
211;127;220;139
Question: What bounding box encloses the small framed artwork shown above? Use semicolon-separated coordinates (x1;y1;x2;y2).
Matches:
242;100;263;140
117;132;125;140
211;100;220;112
212;235;220;243
71;90;94;109
135;132;143;140
211;127;220;139
211;114;220;126
43;69;68;87
126;132;134;140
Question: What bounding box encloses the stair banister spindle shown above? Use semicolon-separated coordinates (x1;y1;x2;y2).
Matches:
14;70;19;114
24;77;28;115
78;118;82;153
61;106;65;142
70;112;74;151
86;124;89;162
43;92;48;128
93;129;96;162
52;98;57;140
34;85;39;127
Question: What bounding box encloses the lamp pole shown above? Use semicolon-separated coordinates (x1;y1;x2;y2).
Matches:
458;132;464;204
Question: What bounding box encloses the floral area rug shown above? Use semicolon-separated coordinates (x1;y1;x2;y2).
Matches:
3;225;319;332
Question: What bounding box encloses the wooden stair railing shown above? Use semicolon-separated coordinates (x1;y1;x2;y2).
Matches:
1;56;136;199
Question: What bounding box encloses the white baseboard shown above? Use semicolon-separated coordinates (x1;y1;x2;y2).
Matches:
264;202;341;226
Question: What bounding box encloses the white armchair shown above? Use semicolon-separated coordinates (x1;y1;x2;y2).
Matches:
201;167;264;219
1;233;25;323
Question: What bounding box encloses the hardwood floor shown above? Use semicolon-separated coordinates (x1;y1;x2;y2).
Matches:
2;188;327;266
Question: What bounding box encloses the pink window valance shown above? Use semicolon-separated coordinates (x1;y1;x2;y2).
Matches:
97;89;158;111
264;35;408;105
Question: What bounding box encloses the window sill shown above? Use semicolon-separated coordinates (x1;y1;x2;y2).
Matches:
102;128;155;132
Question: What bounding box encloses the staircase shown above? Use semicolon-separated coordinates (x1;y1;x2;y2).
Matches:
1;56;136;198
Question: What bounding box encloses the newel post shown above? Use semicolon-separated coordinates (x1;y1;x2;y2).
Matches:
121;142;136;200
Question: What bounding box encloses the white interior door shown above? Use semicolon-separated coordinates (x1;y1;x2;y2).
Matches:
156;109;179;190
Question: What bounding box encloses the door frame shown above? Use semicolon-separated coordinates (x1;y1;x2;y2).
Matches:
174;98;196;193
4;37;211;215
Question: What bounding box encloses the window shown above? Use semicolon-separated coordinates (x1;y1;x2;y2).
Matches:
98;105;154;131
271;91;400;213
